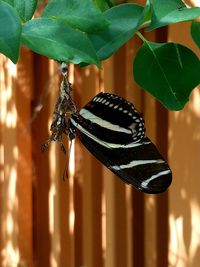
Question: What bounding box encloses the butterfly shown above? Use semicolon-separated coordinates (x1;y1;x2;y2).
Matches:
41;63;172;194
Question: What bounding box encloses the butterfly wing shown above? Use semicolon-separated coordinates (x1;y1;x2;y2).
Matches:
70;92;172;194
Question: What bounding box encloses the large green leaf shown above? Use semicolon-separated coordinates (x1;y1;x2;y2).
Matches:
191;20;200;48
0;1;21;63
2;0;37;22
133;41;200;110
42;0;109;33
88;3;144;61
21;18;100;66
148;0;200;31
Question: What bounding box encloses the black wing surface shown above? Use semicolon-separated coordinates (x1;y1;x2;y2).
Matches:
70;92;172;194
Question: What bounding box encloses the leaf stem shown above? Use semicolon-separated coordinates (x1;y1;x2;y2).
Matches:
139;20;151;30
136;31;147;43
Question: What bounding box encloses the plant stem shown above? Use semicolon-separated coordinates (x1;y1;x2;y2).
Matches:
136;31;147;43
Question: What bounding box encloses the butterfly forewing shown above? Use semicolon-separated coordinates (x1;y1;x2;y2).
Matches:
70;92;172;194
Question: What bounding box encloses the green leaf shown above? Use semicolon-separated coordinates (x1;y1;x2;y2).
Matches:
88;3;144;61
191;20;200;48
21;18;100;66
2;0;37;22
148;0;200;31
139;0;151;26
42;0;109;33
0;1;21;63
133;41;200;110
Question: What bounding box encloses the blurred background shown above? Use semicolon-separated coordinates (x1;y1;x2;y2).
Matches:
0;0;200;266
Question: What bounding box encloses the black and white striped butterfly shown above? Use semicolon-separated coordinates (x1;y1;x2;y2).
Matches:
41;63;172;194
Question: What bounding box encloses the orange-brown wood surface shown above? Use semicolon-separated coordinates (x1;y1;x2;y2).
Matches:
1;1;200;266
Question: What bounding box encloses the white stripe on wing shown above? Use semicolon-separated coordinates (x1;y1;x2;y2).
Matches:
80;108;131;134
70;117;150;149
140;170;171;188
110;159;164;171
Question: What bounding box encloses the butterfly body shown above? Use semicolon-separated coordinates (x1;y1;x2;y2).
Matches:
41;74;77;153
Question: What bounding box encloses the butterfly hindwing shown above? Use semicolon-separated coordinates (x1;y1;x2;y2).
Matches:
70;92;172;194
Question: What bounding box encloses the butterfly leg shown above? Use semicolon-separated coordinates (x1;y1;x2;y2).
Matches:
41;139;51;152
57;135;66;154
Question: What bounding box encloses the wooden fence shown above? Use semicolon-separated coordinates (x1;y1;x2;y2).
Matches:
0;2;200;267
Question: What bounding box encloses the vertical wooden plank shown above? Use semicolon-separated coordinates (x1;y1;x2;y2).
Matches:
104;167;116;267
59;163;72;267
91;160;103;266
0;54;33;266
0;50;32;266
16;48;33;266
132;191;145;267
155;27;169;267
0;56;3;266
155;102;169;267
59;139;73;267
32;55;50;267
74;137;83;267
0;57;20;267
